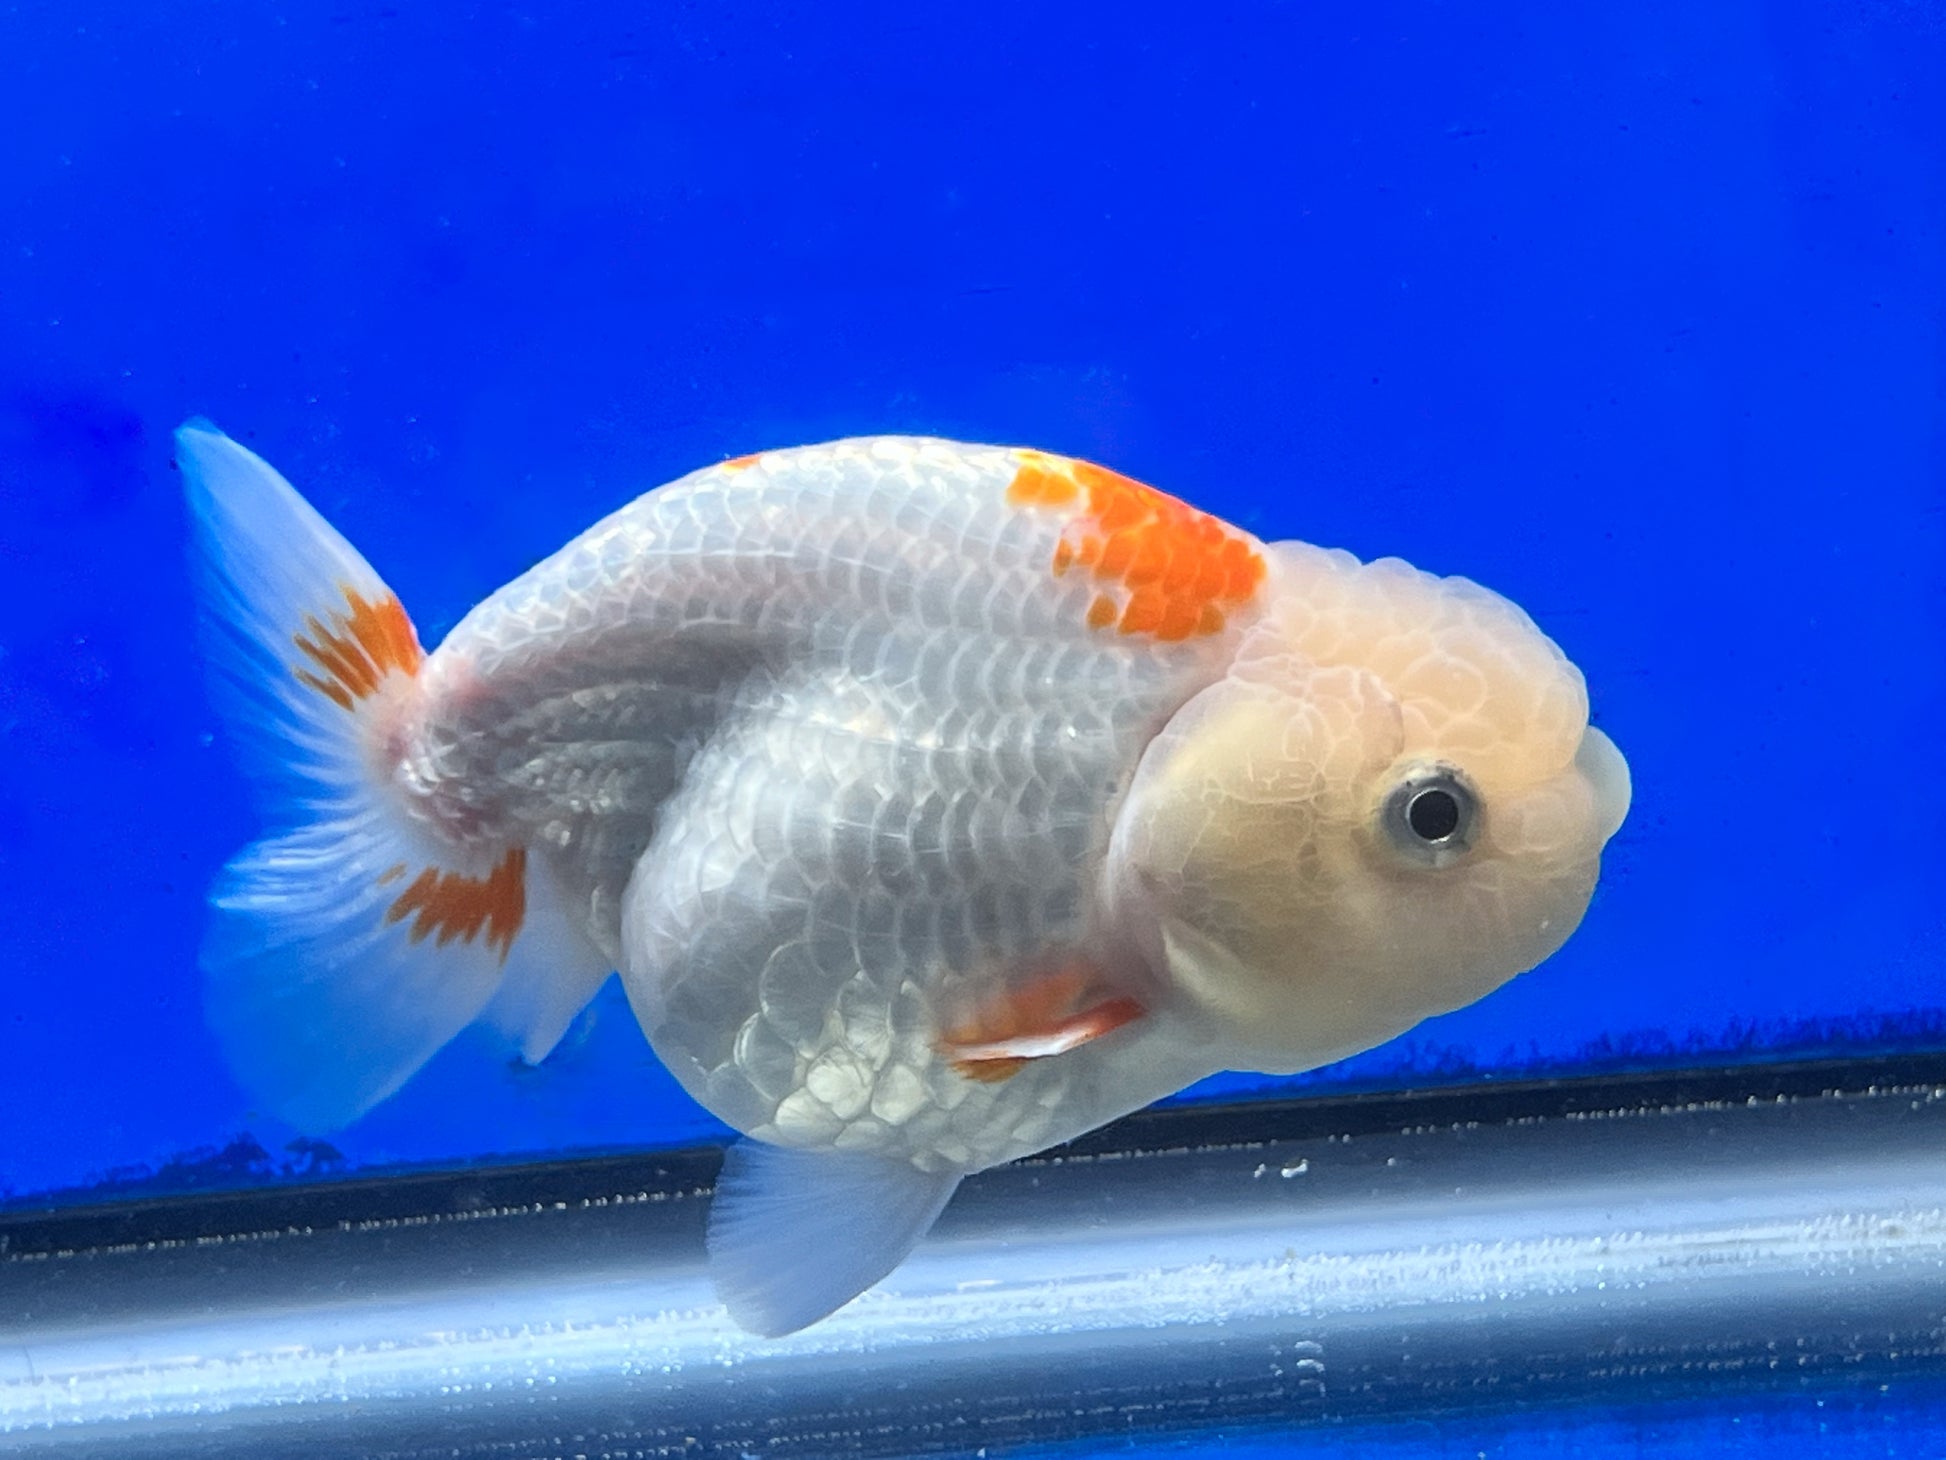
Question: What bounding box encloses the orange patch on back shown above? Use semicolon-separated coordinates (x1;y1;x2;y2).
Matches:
293;585;423;711
721;453;762;473
1005;450;1082;508
939;959;1147;1082
1006;452;1266;642
384;846;526;963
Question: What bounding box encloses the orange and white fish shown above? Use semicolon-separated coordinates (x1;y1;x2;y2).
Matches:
180;421;1630;1334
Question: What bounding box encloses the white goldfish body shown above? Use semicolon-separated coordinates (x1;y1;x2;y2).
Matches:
180;423;1631;1335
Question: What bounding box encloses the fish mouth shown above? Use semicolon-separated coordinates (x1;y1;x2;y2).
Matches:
1574;725;1632;844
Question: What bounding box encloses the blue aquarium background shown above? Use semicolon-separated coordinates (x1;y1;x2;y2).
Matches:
0;1;1940;1205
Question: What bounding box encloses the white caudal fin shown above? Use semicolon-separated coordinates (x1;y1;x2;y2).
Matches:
707;1140;963;1336
180;421;608;1132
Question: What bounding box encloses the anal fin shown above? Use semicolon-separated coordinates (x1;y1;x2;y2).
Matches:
479;854;615;1065
707;1141;962;1337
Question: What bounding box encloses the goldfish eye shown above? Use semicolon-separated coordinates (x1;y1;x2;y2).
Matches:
1381;764;1478;869
1408;787;1461;840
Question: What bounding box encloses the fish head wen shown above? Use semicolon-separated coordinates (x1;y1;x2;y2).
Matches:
1106;540;1632;1074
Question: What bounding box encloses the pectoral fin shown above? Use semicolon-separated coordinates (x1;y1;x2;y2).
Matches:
939;960;1148;1083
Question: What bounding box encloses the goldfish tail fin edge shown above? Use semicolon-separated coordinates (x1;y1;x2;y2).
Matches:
180;420;606;1131
707;1141;962;1337
178;419;416;805
201;828;515;1132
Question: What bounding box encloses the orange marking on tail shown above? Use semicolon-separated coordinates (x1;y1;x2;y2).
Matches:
384;846;526;963
293;586;423;711
939;959;1147;1082
1005;452;1266;642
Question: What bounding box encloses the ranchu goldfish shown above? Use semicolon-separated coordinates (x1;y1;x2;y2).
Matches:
180;422;1630;1335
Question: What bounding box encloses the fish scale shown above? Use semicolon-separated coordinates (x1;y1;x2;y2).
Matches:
396;439;1245;1169
623;657;1182;1166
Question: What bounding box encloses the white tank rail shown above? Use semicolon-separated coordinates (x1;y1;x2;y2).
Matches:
0;1060;1941;1457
